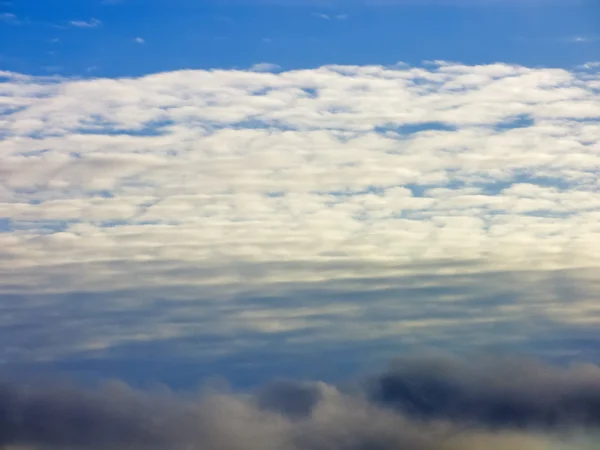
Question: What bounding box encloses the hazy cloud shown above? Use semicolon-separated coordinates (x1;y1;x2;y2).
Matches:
250;62;281;72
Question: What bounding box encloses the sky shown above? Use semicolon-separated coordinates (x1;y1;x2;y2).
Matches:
2;0;600;449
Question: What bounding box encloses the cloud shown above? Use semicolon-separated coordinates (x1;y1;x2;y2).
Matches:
1;356;600;450
1;62;600;364
250;62;281;72
312;13;348;20
134;37;145;44
368;354;600;429
0;12;20;24
69;18;102;28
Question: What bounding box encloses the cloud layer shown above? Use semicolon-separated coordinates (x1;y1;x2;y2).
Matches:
1;62;600;365
2;356;600;450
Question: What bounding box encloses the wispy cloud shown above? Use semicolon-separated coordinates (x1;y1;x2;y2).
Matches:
250;62;281;72
313;12;348;20
517;34;600;44
0;12;21;24
69;18;102;28
41;65;63;73
579;61;600;69
566;35;599;43
134;37;145;44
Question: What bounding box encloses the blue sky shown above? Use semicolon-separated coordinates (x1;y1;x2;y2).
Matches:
1;0;600;76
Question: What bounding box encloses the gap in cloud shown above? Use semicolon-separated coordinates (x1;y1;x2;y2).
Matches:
315;185;387;198
95;190;114;199
227;119;299;132
0;218;12;233
75;118;175;137
375;121;458;136
301;87;319;98
11;220;73;234
493;113;536;130
478;172;576;195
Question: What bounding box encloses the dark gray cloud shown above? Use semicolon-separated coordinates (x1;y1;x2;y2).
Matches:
1;355;600;450
367;354;600;429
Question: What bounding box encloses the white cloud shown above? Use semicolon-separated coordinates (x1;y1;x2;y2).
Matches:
134;36;145;44
69;18;102;28
2;62;600;279
1;62;600;362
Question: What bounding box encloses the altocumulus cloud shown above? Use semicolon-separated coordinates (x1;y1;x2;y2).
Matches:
2;355;600;450
1;62;600;367
2;62;600;293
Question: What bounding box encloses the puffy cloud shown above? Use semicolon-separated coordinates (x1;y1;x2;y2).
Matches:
1;356;600;450
1;63;599;283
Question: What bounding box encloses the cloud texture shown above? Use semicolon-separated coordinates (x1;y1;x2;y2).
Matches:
2;356;600;450
1;62;600;366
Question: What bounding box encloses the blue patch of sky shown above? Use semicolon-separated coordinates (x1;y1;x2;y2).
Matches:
247;86;274;96
0;105;28;117
94;190;114;199
375;121;457;136
301;87;319;98
477;172;576;195
521;210;575;219
98;219;174;228
202;118;299;132
0;218;12;233
75;118;175;137
11;220;72;234
493;113;535;131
